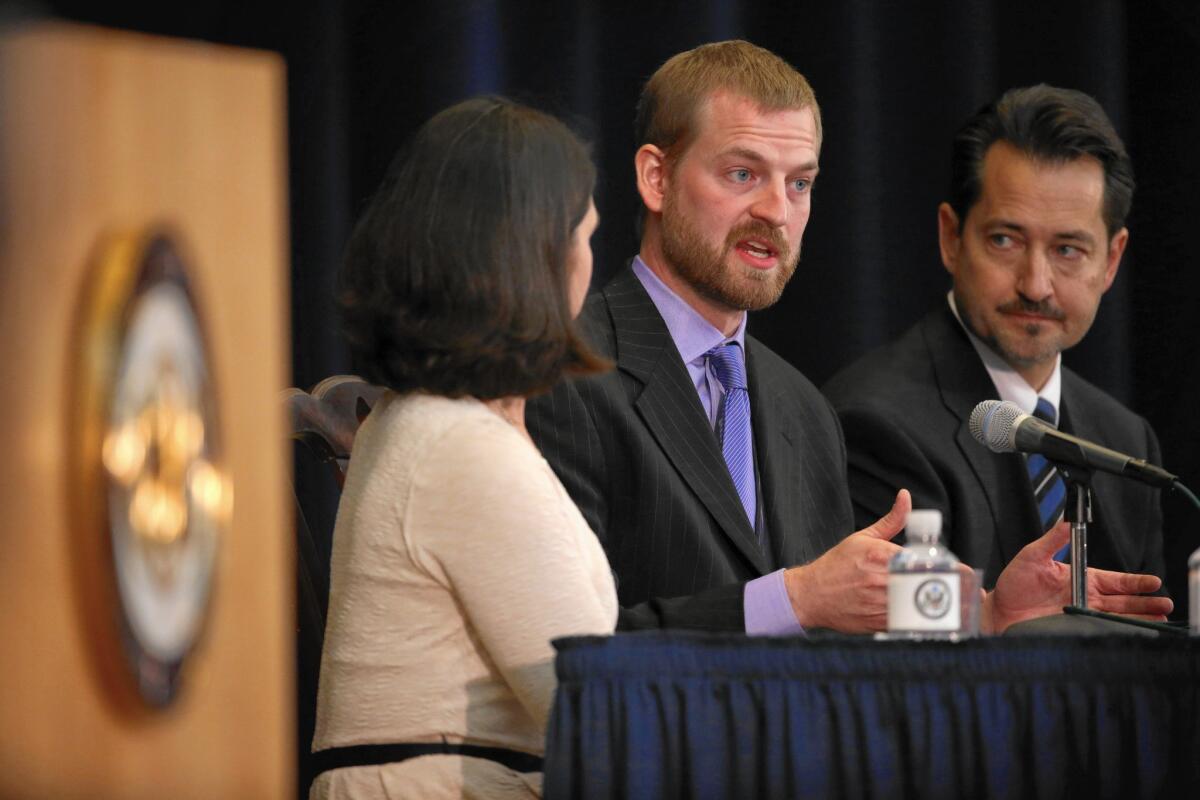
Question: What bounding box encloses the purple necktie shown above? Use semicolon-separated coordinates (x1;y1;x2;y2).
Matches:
706;343;756;531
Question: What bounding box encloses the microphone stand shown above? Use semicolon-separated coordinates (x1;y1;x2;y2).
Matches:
1056;463;1093;609
1052;460;1186;635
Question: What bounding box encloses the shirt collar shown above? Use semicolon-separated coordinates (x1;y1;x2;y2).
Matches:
632;256;747;363
947;291;1062;422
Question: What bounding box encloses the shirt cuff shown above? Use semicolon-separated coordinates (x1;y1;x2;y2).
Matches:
744;569;805;636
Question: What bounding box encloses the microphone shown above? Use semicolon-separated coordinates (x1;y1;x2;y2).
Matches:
969;399;1178;489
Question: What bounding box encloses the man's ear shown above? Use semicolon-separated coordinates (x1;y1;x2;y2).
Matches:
635;144;668;214
937;202;963;276
1102;227;1129;293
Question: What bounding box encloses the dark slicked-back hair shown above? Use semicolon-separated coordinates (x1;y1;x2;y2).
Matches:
339;96;606;399
949;84;1135;237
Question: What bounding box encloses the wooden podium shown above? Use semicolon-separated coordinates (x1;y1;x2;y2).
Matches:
0;22;290;798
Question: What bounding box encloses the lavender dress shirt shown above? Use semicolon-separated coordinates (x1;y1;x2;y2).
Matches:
632;258;802;636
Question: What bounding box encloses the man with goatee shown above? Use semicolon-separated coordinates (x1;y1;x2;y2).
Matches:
824;85;1168;595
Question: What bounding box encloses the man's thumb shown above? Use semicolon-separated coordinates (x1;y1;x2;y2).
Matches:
1029;520;1071;558
861;489;912;540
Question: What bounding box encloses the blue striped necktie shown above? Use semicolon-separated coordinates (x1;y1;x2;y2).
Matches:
706;343;757;533
1027;397;1069;560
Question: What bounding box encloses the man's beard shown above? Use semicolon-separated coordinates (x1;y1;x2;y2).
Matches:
660;191;799;313
957;289;1068;368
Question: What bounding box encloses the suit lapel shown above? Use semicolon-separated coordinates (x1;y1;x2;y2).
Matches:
924;307;1040;570
604;271;770;575
1057;374;1106;460
1057;375;1126;569
747;342;807;568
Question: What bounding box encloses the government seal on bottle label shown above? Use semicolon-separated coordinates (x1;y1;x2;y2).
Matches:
914;578;953;620
887;572;960;633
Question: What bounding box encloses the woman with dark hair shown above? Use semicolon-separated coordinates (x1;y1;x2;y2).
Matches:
310;97;615;799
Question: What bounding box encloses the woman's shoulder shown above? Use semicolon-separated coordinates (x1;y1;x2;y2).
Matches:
399;397;577;552
365;392;498;446
373;394;542;481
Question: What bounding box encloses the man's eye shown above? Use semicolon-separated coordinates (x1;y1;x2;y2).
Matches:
989;234;1013;247
1056;244;1082;258
729;169;751;183
791;178;810;193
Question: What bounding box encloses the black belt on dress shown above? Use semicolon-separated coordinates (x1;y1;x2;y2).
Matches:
310;741;544;782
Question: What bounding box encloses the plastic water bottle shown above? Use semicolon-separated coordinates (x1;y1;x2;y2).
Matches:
1190;546;1200;635
887;509;961;638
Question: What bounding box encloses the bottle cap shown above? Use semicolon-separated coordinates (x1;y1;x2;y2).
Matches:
906;509;943;539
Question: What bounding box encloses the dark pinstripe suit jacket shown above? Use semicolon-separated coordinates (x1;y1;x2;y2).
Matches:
823;305;1167;590
527;267;855;631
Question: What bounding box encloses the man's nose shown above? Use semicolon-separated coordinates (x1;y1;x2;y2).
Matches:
749;180;789;228
1016;248;1054;302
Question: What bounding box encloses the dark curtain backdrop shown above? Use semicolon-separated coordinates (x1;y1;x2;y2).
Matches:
38;0;1200;609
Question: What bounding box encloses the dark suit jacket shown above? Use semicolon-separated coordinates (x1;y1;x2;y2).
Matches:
822;305;1166;589
527;268;855;631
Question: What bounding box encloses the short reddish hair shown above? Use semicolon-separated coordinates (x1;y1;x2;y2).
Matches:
635;40;822;159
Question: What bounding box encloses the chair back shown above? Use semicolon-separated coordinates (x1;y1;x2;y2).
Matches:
285;374;386;488
284;374;384;797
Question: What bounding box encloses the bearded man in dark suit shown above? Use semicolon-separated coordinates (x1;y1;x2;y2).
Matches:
528;45;1171;634
824;85;1168;595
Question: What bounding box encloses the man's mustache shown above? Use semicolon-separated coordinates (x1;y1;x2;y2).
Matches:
997;296;1066;321
723;222;790;259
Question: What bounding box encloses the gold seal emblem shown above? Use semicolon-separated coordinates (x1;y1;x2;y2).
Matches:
73;230;230;709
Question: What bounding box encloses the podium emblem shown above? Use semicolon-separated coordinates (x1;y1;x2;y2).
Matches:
74;230;230;708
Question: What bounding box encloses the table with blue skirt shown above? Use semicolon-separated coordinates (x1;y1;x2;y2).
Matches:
543;631;1200;799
